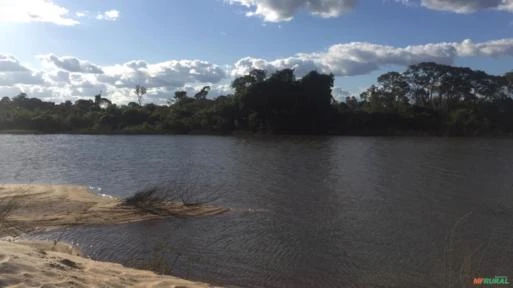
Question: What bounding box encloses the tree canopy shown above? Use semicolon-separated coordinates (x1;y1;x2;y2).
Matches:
1;62;513;136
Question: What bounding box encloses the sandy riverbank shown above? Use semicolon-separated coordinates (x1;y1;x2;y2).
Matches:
0;184;227;287
0;240;220;287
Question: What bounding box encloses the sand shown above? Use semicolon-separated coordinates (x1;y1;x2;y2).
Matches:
0;240;220;288
0;184;228;236
0;184;227;288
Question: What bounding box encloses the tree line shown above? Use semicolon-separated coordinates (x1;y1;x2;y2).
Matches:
1;62;513;136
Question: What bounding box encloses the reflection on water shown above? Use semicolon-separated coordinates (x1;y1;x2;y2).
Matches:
2;135;513;287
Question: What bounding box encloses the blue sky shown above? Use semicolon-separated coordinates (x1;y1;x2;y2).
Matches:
1;0;513;104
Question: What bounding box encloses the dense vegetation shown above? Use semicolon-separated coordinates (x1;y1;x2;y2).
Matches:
1;62;513;136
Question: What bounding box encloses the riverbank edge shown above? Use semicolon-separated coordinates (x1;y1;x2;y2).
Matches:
0;240;222;287
0;184;227;287
2;129;513;137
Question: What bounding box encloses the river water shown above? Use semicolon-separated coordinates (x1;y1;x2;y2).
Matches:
1;135;512;287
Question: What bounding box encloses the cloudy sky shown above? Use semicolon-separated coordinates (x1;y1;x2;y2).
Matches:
1;0;513;104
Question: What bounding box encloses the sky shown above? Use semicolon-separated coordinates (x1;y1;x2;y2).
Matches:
1;0;513;104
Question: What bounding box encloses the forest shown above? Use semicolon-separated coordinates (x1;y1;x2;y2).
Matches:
1;62;513;136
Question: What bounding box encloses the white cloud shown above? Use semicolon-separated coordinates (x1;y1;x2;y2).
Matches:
0;55;228;104
0;55;47;86
0;1;121;26
96;9;120;21
44;70;70;84
98;59;227;103
3;38;513;104
398;0;513;13
231;56;320;77
0;0;79;25
143;84;234;104
454;38;513;56
100;59;226;89
75;11;88;18
38;54;104;74
0;71;46;86
227;0;356;22
0;55;29;72
231;38;513;77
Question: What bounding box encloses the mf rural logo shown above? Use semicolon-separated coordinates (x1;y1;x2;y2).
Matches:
473;276;510;285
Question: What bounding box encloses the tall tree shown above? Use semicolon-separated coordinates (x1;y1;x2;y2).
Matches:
135;85;147;106
194;86;211;100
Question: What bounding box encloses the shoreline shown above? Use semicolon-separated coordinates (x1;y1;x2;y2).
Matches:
0;184;227;287
0;184;228;236
2;129;513;138
0;240;221;287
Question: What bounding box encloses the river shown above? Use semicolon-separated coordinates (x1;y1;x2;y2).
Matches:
1;135;512;287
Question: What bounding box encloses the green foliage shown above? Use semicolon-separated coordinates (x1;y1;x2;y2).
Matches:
1;63;513;136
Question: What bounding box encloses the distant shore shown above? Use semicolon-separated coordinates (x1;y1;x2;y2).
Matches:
2;129;513;138
0;184;227;287
0;129;229;135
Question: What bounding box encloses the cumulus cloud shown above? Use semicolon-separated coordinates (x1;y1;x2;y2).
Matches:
231;56;320;77
38;54;104;74
227;0;356;22
100;59;226;89
3;38;513;104
0;54;229;104
454;38;513;56
0;55;29;72
0;71;46;86
398;0;513;13
0;0;79;25
96;9;120;21
146;84;234;104
96;59;228;103
231;38;513;77
0;55;47;87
